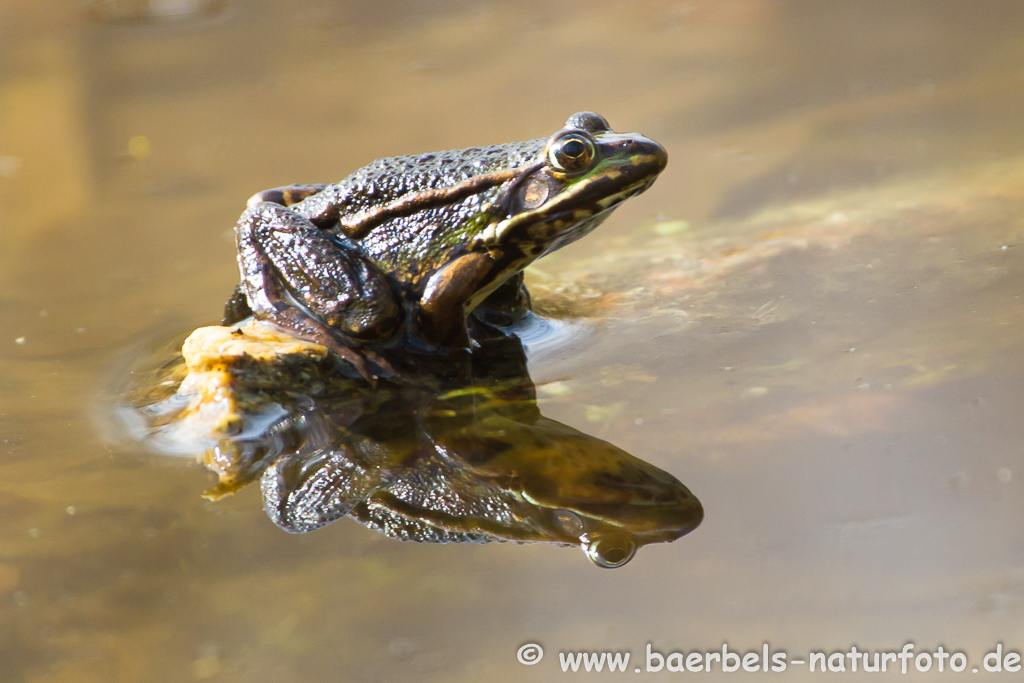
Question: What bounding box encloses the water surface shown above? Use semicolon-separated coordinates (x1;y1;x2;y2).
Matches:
2;1;1024;680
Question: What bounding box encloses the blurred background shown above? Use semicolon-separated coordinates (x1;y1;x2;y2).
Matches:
2;0;1024;680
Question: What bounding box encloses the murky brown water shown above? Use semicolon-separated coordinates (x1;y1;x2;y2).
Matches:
3;1;1024;680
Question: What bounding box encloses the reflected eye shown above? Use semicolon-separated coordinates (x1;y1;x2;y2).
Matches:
547;132;597;174
553;509;584;536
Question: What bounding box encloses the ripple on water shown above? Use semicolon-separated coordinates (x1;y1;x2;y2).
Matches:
508;313;595;365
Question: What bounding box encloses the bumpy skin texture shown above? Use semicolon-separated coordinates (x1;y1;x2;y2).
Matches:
234;140;547;356
233;112;668;370
238;203;399;341
255;333;703;566
296;139;546;279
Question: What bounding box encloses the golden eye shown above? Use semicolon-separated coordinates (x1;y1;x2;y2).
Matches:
547;132;597;173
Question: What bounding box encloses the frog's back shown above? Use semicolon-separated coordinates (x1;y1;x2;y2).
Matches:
337;139;544;215
308;139;546;280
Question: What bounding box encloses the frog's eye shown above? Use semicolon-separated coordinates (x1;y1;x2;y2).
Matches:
552;509;585;536
547;132;597;174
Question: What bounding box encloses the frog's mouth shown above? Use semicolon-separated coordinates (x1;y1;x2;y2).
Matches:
474;180;645;253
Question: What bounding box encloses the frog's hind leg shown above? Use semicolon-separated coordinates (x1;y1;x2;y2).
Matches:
219;185;329;324
236;202;401;378
243;254;374;379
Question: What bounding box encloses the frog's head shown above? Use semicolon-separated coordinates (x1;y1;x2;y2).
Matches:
437;414;702;568
504;419;703;568
474;112;668;260
416;113;667;346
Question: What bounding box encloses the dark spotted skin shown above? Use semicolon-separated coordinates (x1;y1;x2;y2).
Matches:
231;112;668;378
257;332;703;568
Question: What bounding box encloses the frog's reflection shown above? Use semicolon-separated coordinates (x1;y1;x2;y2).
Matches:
150;325;702;568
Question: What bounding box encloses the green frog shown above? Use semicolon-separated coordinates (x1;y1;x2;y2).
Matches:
127;296;701;568
254;331;702;569
229;112;667;377
264;397;703;568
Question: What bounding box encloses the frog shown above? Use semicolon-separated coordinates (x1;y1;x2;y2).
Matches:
129;287;701;567
227;112;668;378
255;331;703;569
263;398;703;568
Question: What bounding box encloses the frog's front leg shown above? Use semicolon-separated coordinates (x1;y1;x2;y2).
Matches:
416;252;499;348
236;202;401;364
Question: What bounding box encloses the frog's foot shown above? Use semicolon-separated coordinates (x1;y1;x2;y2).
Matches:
247;184;328;208
245;281;375;381
220;279;377;380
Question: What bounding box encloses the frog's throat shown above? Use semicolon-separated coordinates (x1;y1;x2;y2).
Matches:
336;162;544;240
472;159;661;248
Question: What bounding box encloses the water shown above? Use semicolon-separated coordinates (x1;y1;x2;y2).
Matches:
2;1;1024;680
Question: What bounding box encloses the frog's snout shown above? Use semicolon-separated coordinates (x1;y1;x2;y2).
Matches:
619;135;668;175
